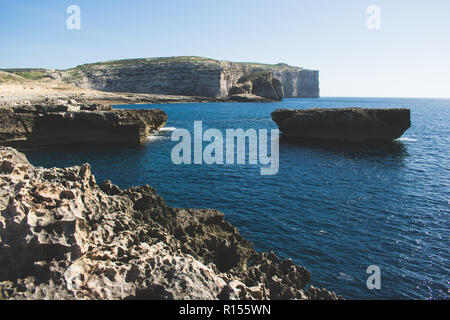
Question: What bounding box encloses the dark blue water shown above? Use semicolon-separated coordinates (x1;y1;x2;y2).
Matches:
25;98;449;300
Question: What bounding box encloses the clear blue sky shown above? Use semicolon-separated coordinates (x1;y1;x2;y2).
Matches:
1;0;449;98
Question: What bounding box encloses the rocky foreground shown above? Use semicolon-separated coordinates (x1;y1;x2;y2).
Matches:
0;147;340;300
0;99;167;148
272;108;411;143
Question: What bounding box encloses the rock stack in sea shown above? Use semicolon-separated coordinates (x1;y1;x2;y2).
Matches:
0;147;340;300
0;99;167;148
272;108;411;143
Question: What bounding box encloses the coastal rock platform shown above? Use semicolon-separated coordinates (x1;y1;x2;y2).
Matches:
0;99;167;148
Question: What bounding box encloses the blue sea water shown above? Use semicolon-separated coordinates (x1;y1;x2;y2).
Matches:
25;97;449;300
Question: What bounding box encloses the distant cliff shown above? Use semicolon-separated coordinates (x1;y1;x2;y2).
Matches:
49;57;319;99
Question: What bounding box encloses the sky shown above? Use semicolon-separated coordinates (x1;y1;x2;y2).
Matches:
0;0;449;98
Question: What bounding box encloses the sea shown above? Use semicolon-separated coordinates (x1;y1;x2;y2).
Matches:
25;97;449;300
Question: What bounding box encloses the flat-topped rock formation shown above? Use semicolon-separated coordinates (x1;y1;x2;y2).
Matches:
229;71;284;101
0;99;167;148
272;108;411;143
0;147;340;300
6;57;319;99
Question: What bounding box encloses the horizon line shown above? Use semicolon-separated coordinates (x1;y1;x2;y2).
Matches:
318;96;450;100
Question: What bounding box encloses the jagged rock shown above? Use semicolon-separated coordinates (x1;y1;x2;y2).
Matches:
229;72;284;101
0;99;167;147
305;286;341;300
0;147;341;300
272;108;411;143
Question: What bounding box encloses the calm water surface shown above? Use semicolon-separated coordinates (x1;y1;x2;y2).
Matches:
25;98;450;299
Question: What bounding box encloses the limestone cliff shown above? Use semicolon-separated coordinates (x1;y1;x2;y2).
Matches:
229;72;284;101
0;147;340;300
49;57;319;99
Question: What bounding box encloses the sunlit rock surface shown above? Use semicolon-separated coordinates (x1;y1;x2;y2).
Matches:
0;147;340;300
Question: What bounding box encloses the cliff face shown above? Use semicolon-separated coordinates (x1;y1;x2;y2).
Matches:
229;72;284;101
0;99;167;148
0;147;340;300
59;59;227;98
273;68;320;98
54;57;319;99
272;108;411;143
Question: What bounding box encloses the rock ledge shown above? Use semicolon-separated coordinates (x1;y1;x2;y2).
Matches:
0;99;167;148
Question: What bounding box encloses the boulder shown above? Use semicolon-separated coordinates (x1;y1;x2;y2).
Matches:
229;72;284;101
272;108;411;143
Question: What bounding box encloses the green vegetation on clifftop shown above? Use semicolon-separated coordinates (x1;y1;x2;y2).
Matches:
1;68;49;80
69;56;303;71
71;56;221;70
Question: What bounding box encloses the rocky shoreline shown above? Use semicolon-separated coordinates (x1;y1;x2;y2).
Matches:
0;90;277;107
0;99;167;148
0;147;340;300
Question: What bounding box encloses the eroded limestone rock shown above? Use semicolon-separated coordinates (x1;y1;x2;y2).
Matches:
0;147;340;300
229;72;284;101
